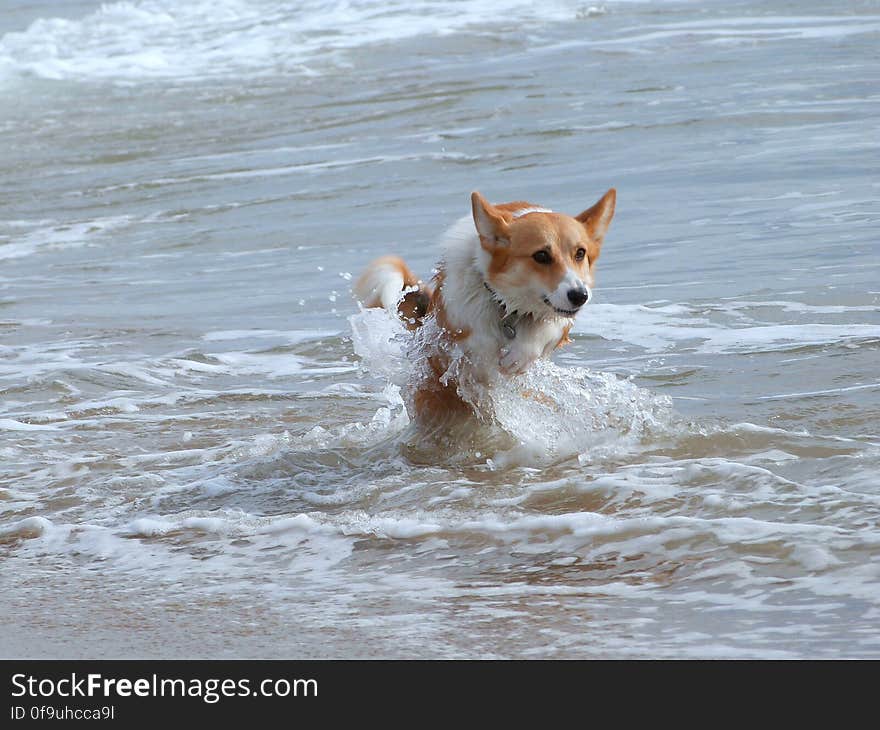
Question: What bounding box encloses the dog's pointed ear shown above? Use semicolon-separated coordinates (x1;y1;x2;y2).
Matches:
471;191;510;250
576;188;616;244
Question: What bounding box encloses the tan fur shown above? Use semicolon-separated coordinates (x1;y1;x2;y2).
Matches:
353;255;431;331
430;272;469;342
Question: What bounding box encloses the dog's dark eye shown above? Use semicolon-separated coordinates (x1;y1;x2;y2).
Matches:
575;248;586;262
532;250;551;265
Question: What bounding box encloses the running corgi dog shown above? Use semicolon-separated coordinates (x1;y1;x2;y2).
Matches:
353;189;616;420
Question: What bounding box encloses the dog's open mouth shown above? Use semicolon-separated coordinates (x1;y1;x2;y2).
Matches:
542;296;579;316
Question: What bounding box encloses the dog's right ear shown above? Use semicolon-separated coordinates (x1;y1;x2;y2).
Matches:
471;191;510;251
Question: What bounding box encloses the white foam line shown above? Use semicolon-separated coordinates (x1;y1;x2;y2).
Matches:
725;300;879;315
290;508;859;546
632;15;880;31
90;151;494;193
757;382;880;401
0;216;133;261
0;516;53;540
0;418;58;431
597;21;880;47
574;303;880;354
202;329;339;343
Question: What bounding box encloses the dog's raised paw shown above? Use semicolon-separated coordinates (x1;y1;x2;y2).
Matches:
499;345;535;375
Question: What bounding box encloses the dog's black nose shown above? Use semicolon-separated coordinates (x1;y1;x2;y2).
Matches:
567;288;590;307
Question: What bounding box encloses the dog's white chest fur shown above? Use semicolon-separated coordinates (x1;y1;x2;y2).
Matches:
433;216;571;377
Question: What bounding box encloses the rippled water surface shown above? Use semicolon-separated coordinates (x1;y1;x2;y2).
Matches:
1;0;879;658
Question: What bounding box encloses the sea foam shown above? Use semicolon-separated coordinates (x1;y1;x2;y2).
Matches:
0;0;579;83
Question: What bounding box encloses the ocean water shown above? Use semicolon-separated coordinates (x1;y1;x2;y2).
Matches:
1;0;879;658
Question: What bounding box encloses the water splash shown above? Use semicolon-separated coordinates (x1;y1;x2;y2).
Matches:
486;360;674;464
348;307;675;465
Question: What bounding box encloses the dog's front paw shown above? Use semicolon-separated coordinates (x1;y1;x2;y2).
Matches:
499;345;536;375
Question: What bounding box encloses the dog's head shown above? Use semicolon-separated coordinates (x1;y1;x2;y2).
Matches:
471;189;615;319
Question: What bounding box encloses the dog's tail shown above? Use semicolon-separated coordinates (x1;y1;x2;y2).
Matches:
353;255;432;329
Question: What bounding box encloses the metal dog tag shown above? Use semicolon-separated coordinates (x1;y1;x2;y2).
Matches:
501;314;518;340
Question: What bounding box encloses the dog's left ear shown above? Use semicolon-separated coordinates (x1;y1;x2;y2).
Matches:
576;188;616;244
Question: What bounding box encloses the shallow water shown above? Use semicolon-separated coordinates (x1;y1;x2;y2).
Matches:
1;0;879;658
